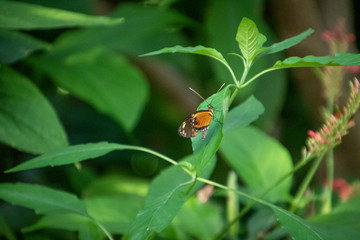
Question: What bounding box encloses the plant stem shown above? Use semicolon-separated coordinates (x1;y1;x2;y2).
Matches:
239;68;275;88
290;153;325;212
321;150;334;213
238;61;251;86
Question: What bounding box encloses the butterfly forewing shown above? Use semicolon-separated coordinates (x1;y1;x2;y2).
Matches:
178;104;214;140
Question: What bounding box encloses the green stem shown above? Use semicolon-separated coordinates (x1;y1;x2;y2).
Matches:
290;153;325;212
238;61;251;86
217;59;238;85
322;150;334;213
240;68;276;88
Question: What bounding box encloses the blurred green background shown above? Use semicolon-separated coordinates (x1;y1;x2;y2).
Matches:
0;0;359;238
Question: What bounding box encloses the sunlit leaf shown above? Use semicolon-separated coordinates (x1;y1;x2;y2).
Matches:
141;45;228;64
272;53;360;69
261;28;314;55
236;17;263;61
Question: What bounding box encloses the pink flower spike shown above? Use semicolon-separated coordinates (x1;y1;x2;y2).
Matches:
347;33;356;43
322;30;334;42
307;130;322;140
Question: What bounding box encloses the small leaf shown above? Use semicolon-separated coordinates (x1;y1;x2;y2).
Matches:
223;95;264;132
0;67;68;154
191;86;231;173
0;30;49;64
0;0;123;30
29;48;149;131
0;183;89;217
272;53;360;69
262;28;314;55
220;126;293;201
236;17;262;61
141;45;228;64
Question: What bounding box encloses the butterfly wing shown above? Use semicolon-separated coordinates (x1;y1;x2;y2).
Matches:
178;109;213;139
178;114;198;138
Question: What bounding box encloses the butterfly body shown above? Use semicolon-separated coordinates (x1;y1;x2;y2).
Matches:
178;104;214;140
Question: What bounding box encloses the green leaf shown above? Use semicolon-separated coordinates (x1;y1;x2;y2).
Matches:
0;0;123;30
129;155;216;240
0;183;89;217
191;86;231;173
141;45;228;65
29;47;149;131
23;214;104;240
309;195;360;240
220;126;293;201
168;197;223;240
272;53;360;69
223;95;264;132
0;30;49;64
0;214;16;240
5;142;162;173
236;17;263;61
0;67;68;154
261;28;314;55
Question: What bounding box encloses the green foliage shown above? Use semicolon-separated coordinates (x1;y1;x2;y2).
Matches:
1;1;360;240
0;0;123;30
0;66;68;154
220;126;293;201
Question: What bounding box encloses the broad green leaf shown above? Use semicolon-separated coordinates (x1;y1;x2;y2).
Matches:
272;53;360;69
192;86;231;173
45;3;191;57
5;142;172;173
0;67;68;154
141;45;228;65
308;195;360;240
0;0;123;30
23;214;104;240
220;126;293;201
0;214;16;240
236;17;262;61
28;47;149;131
261;28;314;55
223;95;264;133
0;183;89;217
167;197;223;240
0;30;49;64
129;155;216;240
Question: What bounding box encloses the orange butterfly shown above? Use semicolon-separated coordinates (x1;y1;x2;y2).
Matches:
178;84;224;140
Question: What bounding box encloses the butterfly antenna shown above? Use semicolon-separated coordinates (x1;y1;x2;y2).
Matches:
217;83;225;93
189;87;206;101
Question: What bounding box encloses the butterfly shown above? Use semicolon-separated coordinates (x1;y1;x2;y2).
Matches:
178;84;224;140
